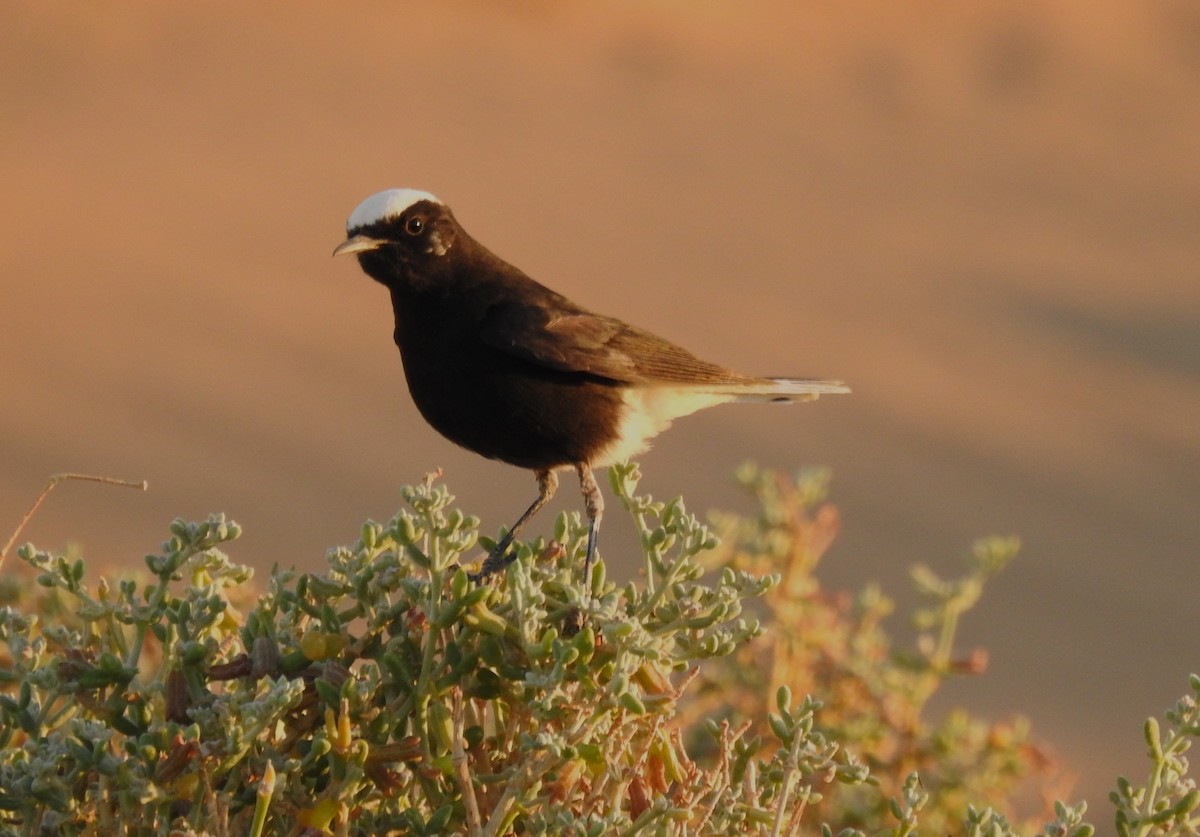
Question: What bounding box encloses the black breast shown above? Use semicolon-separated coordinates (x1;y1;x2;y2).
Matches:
389;287;625;471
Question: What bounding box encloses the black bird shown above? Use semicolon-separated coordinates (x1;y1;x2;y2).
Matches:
334;189;848;582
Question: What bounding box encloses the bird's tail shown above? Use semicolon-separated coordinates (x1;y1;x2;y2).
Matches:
719;377;851;403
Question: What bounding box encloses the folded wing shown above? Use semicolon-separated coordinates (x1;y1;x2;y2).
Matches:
478;301;848;397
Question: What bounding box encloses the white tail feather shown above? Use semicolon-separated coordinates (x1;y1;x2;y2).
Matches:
593;378;849;466
726;377;851;403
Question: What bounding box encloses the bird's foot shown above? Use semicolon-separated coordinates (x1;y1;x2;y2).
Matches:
561;606;586;637
462;542;519;583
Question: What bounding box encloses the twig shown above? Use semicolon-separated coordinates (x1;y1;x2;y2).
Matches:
481;751;556;837
770;713;808;837
1;472;148;565
693;719;751;834
451;687;483;837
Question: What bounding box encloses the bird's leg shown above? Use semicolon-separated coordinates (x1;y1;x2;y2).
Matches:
469;469;558;581
576;462;603;589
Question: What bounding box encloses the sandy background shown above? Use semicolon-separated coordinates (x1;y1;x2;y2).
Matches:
3;1;1198;824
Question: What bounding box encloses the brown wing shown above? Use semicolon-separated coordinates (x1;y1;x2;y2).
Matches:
477;300;751;385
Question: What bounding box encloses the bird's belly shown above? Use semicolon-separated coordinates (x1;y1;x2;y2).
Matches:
403;357;628;471
591;387;733;467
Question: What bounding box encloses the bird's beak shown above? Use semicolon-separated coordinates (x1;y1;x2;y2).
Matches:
332;234;386;258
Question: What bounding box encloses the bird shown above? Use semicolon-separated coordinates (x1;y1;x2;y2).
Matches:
333;188;848;584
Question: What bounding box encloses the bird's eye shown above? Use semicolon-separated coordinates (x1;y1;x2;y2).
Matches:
405;216;424;236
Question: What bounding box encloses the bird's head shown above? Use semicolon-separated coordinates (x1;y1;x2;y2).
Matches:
333;189;460;287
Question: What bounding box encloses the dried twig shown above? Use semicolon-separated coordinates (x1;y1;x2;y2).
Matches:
451;687;483;837
1;472;148;565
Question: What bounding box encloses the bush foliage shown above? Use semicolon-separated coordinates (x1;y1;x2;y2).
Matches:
0;463;1194;836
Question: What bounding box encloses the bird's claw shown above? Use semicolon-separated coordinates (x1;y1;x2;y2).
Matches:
461;543;519;583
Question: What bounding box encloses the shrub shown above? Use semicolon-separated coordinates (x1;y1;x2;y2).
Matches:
0;463;1191;835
